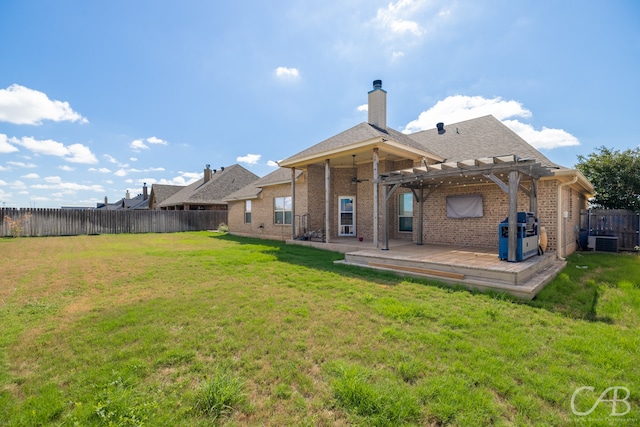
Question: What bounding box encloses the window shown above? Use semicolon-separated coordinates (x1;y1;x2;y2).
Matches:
338;196;355;236
398;193;413;232
274;196;292;225
245;200;252;224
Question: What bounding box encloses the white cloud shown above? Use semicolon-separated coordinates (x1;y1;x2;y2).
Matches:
58;165;75;172
21;173;39;179
146;136;168;145
237;153;261;165
31;179;104;192
114;169;127;177
66;143;98;163
129;137;166;152
130;139;148;151
10;180;27;190
502;119;579;149
44;176;62;183
130;157;138;162
0;84;88;125
9;136;97;164
181;172;202;180
89;167;112;173
153;171;202;186
402;95;580;150
104;154;118;164
392;51;405;59
30;196;51;202
275;67;300;80
7;161;36;168
374;0;425;37
267;160;279;167
357;104;368;112
0;134;19;153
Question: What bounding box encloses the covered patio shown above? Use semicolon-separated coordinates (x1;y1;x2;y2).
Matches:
380;155;555;261
287;155;562;299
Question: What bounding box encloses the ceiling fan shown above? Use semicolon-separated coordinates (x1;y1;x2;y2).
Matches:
351;154;369;185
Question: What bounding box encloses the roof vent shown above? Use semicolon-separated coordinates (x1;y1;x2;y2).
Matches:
373;79;382;90
437;122;445;135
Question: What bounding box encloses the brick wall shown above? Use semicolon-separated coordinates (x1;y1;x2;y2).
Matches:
229;164;585;254
228;171;308;241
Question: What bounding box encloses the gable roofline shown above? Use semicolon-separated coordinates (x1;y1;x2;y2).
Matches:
278;122;443;169
224;168;303;202
158;164;259;207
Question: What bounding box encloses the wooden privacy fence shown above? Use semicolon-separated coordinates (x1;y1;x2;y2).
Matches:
0;208;228;237
580;209;640;251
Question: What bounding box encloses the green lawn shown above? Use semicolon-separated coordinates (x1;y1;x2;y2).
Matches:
0;232;638;426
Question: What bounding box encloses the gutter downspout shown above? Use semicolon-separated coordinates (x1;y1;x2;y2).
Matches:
556;175;578;261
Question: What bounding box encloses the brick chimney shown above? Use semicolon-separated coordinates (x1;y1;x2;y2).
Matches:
368;79;387;129
143;183;148;200
204;164;213;182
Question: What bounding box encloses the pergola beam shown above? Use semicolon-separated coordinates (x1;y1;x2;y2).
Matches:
379;155;552;257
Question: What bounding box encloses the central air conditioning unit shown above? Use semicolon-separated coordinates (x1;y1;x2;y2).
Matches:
587;236;618;252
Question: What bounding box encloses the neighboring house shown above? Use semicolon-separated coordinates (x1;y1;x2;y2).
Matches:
155;164;259;211
96;183;150;210
148;184;184;210
225;80;593;259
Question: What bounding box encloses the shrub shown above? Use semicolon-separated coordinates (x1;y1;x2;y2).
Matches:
217;223;229;233
3;213;32;237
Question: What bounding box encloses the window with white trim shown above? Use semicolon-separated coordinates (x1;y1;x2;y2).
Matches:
274;196;292;225
398;193;413;232
245;200;252;224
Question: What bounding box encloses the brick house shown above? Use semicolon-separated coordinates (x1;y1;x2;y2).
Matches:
153;164;259;211
225;81;593;260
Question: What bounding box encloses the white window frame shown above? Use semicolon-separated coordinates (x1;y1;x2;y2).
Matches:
398;192;413;232
338;196;355;236
274;196;292;225
244;200;252;224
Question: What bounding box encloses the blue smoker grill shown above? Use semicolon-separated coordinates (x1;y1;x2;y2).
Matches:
498;212;539;261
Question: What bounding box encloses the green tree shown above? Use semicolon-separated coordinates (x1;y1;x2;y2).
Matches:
575;146;640;211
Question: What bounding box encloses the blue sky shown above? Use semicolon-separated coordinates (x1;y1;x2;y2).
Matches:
0;0;638;208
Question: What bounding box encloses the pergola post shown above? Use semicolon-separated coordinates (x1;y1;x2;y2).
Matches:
382;184;389;250
417;187;424;245
508;170;521;262
382;182;401;250
529;178;538;217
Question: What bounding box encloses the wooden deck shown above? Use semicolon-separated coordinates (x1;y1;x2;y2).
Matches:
287;238;565;299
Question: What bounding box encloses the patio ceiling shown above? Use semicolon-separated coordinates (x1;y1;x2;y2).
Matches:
379;155;555;188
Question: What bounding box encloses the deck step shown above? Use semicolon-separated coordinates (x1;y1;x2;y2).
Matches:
367;262;465;280
338;248;564;299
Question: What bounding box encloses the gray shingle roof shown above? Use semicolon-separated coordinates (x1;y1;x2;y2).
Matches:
158;164;259;207
279;122;433;165
224;168;303;201
150;184;183;207
409;115;561;168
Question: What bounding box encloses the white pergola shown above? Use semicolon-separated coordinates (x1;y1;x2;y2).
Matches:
379;155;555;262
